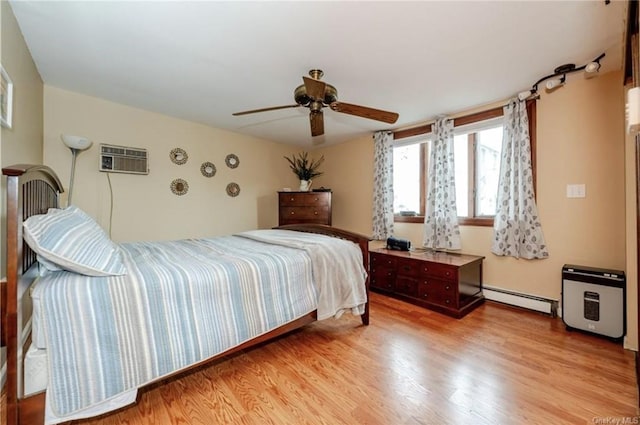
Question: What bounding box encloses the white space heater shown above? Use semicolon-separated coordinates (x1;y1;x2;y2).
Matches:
99;144;148;175
562;264;625;341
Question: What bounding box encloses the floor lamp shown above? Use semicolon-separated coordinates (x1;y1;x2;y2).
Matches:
61;134;93;205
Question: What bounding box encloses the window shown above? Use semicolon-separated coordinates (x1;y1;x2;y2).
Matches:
393;142;425;216
392;101;536;226
453;123;503;220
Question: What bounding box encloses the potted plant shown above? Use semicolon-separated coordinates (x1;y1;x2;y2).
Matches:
284;151;325;191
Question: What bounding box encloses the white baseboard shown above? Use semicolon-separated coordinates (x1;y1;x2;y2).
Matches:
483;285;558;316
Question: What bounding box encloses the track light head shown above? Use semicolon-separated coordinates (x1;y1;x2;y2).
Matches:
517;90;534;101
585;61;601;74
545;75;566;91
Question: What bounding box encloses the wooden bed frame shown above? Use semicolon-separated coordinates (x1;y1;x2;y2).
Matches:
1;164;370;425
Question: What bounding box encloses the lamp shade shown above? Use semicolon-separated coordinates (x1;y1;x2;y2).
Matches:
61;134;92;151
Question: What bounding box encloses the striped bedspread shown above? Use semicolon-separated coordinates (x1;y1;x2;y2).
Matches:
33;230;367;419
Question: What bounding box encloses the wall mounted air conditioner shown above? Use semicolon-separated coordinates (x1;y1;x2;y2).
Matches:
99;144;149;175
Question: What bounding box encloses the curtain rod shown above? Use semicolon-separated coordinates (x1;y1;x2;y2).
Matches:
393;96;538;141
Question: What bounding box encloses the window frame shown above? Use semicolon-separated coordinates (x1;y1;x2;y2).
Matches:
393;100;537;226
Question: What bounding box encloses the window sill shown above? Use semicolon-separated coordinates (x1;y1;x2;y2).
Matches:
394;216;494;227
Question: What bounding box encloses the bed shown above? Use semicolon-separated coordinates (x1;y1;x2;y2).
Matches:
1;164;371;425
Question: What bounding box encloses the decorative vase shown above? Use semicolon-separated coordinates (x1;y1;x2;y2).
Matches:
299;179;312;191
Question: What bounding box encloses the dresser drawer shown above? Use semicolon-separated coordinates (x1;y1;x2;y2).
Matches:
371;265;395;279
396;276;418;298
417;278;458;307
370;272;395;292
396;258;421;277
370;252;397;269
370;263;395;292
280;206;330;221
279;192;331;206
418;262;457;281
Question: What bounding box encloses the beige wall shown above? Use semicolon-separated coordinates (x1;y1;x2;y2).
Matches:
44;86;299;242
1;0;44;276
1;0;45;381
318;71;634;349
625;83;639;352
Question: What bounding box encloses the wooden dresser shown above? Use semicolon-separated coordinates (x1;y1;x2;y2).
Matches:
278;191;332;226
370;248;484;318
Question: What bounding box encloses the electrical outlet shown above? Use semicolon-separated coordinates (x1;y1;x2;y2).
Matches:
566;184;586;198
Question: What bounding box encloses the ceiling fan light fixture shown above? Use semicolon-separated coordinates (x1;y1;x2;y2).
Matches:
232;68;399;138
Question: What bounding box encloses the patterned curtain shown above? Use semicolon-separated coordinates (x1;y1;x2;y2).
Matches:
423;118;461;250
372;131;394;240
492;100;549;259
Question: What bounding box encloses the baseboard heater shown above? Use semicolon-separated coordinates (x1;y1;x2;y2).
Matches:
483;285;559;317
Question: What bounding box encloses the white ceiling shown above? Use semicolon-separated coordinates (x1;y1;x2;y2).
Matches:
9;1;627;147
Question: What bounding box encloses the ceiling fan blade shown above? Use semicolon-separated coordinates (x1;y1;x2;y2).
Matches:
303;76;326;101
330;102;399;124
310;111;324;137
232;104;300;116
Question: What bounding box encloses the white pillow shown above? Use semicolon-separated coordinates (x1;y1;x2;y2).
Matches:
23;206;126;277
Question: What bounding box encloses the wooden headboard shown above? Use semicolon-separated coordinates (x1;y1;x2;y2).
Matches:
2;164;63;425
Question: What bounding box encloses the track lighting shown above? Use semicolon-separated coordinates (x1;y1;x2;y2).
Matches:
517;52;605;100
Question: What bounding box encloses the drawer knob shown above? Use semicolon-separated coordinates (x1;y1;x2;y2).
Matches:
290;197;295;201
445;299;451;304
314;211;318;215
314;197;319;201
445;271;451;277
290;211;295;215
445;285;450;290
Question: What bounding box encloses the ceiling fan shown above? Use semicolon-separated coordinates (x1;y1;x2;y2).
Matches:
232;69;399;137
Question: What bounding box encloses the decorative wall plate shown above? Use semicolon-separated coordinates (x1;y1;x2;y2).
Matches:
226;182;240;197
170;178;189;196
225;153;240;169
170;148;188;165
200;161;216;177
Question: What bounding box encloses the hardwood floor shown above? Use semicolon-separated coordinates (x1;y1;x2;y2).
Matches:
2;292;638;424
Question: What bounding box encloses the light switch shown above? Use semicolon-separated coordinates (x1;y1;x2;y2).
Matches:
566;184;586;198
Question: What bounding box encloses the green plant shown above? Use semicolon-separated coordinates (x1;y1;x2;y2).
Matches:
283;151;325;180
